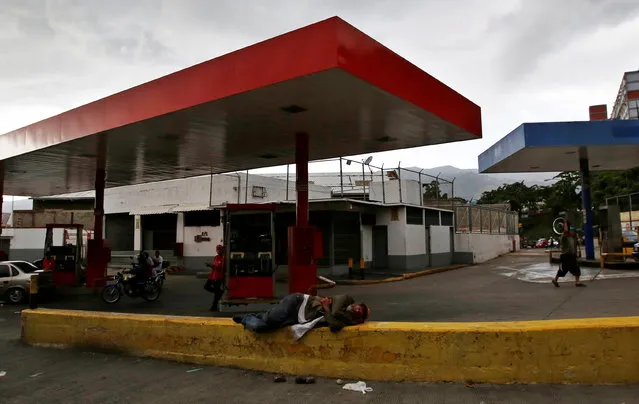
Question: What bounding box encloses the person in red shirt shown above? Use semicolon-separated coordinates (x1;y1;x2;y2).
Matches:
42;253;56;271
204;244;225;311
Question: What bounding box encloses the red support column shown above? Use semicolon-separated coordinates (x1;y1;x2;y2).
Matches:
296;132;309;228
288;132;318;294
86;135;108;287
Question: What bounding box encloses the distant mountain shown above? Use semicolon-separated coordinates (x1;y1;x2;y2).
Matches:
401;166;557;201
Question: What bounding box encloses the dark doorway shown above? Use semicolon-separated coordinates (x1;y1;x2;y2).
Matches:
372;225;389;269
105;214;134;251
142;214;177;251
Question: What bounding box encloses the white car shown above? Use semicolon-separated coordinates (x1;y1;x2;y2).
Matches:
0;261;54;304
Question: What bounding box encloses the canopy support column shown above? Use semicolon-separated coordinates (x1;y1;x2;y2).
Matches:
86;135;109;287
580;158;595;260
288;132;318;294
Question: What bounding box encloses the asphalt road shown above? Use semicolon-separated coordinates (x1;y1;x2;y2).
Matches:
2;252;639;402
12;252;639;323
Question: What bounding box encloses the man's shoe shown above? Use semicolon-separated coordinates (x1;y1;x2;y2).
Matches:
552;280;560;288
232;314;243;324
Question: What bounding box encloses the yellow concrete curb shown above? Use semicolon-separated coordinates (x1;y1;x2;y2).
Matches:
340;264;470;285
21;309;639;385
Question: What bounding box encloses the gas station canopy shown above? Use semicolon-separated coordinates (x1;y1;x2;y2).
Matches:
478;120;639;173
0;16;481;197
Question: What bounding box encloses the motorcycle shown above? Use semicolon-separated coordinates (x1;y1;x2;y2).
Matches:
100;270;161;304
153;268;166;289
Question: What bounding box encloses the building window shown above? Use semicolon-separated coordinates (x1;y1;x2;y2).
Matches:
424;210;440;226
252;186;267;198
441;212;454;226
361;213;376;226
406;207;423;225
184;210;221;227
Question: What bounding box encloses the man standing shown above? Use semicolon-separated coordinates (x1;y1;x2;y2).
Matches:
552;220;586;287
204;244;225;311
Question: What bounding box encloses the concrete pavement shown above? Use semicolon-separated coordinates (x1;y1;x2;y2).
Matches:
4;252;639;402
4;251;639;322
3;310;639;403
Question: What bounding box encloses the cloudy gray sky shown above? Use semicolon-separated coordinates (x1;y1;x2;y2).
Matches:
1;0;638;174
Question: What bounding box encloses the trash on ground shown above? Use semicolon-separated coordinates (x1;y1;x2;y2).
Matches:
186;368;202;373
294;376;315;384
342;381;373;394
0;371;6;377
336;379;344;385
273;374;286;383
30;372;44;378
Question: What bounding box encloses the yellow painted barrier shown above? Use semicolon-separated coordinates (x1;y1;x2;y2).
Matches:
21;309;639;384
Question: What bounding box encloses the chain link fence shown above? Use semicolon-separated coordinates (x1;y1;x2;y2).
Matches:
252;157;457;207
454;205;519;234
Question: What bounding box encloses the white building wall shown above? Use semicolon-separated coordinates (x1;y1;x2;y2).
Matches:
429;226;451;254
405;224;426;255
183;226;224;257
104;173;332;215
376;208;407;256
361;225;373;263
4;227;65;261
370;179;421;205
454;233;519;264
105;176;211;214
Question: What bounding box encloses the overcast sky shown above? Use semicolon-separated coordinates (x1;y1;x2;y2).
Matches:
1;0;638;174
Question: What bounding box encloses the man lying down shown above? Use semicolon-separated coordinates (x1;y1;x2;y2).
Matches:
233;293;369;340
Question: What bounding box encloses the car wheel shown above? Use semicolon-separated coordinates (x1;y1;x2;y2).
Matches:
7;288;25;304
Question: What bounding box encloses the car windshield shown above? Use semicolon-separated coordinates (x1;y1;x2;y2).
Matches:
11;261;39;273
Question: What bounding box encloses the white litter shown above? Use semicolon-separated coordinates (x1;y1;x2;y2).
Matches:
0;371;6;377
342;381;373;394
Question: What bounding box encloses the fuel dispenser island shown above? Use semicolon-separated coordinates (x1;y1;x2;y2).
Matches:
222;203;324;303
224;204;277;299
43;224;85;286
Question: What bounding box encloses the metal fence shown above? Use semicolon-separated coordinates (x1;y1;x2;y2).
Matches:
253;157;457;207
454;205;519;235
605;192;639;231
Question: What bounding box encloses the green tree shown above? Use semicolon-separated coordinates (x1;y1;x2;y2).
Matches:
477;181;540;212
422;181;440;199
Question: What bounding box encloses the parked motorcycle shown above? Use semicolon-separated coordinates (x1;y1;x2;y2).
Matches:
100;271;161;304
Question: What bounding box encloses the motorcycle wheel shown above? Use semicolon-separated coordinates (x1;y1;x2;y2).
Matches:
142;283;161;302
101;285;121;304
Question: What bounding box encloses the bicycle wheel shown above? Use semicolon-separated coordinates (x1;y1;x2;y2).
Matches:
552;217;565;235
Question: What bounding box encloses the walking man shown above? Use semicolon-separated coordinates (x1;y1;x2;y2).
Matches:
552;220;586;287
204;244;225;311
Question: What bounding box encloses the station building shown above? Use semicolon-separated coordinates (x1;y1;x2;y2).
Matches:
2;170;519;277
